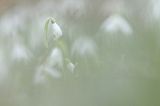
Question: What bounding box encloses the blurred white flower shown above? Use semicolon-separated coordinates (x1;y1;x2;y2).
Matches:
101;14;133;35
52;22;63;40
34;66;46;84
151;0;160;20
71;37;97;57
0;9;27;37
47;47;63;68
34;64;62;84
34;47;64;84
0;16;18;37
67;62;77;73
11;43;32;62
45;67;61;79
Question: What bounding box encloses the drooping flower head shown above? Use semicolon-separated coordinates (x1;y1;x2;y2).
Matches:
52;22;63;40
44;17;63;48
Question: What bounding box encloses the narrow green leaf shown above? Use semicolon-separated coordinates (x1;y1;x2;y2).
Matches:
44;18;50;48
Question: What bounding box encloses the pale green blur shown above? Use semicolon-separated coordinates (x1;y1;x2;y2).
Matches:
0;0;160;106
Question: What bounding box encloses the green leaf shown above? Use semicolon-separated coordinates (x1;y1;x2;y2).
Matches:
44;18;50;48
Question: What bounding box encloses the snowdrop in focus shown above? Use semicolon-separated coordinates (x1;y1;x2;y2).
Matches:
52;22;63;40
44;17;63;48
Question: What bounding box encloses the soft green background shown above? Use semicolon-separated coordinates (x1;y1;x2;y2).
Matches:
0;0;160;106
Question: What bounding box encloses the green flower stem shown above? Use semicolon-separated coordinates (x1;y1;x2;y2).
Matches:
44;17;55;48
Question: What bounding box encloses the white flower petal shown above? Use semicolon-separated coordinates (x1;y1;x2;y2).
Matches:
34;65;62;84
11;43;32;62
67;62;76;73
45;67;61;79
101;14;133;35
71;37;97;57
61;0;86;19
47;48;63;68
52;23;62;40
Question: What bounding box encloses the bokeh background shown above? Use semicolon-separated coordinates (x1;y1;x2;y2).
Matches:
0;0;160;106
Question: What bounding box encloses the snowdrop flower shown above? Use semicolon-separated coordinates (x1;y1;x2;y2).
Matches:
67;62;77;73
0;15;18;37
44;17;62;48
52;22;63;40
34;65;62;84
11;43;32;62
45;67;61;79
34;66;46;84
47;47;63;68
151;0;160;20
101;14;133;36
71;37;97;57
0;9;27;37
